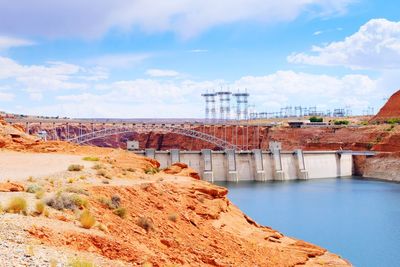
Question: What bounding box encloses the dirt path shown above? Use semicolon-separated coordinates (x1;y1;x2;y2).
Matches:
0;151;92;181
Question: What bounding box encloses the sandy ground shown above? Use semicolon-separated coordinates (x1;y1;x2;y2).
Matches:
0;151;93;181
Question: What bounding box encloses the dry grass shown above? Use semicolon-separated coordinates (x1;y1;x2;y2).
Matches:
35;201;45;214
27;176;36;182
35;190;45;199
69;258;95;267
137;216;154;232
113;207;127;218
6;196;27;214
79;210;96;229
168;213;178;222
96;169;112;179
68;164;84;172
45;192;88;210
92;164;104;170
26;184;42;193
97;223;109;233
82;156;99;162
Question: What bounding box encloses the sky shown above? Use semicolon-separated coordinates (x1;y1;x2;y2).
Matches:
0;0;399;118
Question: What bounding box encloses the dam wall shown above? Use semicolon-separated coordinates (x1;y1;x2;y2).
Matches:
135;149;354;182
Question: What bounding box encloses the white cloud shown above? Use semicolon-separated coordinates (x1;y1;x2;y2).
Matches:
0;36;35;50
146;69;180;77
288;19;400;70
0;0;353;39
0;92;15;101
0;56;102;96
88;53;150;68
45;70;385;118
232;71;380;111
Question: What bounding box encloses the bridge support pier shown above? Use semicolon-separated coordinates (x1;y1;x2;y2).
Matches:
170;149;180;164
225;149;238;182
270;142;284;180
253;149;266;181
145;149;155;159
295;149;309;180
201;149;214;182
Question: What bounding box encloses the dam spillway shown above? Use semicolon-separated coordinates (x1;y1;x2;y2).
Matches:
135;148;359;181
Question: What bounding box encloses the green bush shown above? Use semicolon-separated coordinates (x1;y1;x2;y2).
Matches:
386;118;400;124
333;120;350;125
309;116;323;122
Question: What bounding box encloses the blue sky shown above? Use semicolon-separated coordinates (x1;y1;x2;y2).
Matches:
0;0;399;118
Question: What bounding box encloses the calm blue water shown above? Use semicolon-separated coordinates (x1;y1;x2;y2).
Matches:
218;178;400;267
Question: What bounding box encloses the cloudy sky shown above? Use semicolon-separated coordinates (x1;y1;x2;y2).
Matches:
0;0;399;118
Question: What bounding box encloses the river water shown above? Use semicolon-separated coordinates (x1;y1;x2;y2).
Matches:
217;178;400;267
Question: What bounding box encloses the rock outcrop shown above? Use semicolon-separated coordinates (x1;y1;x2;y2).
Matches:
371;89;400;123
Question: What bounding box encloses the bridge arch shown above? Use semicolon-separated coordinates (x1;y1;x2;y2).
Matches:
67;124;237;150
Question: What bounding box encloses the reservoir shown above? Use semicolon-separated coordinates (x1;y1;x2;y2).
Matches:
218;178;400;267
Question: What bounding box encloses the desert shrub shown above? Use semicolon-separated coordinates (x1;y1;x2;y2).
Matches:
386;118;400;124
99;195;120;209
79;210;96;229
44;209;49;217
82;156;99;162
309;116;323;122
99;197;113;209
126;168;135;172
6;196;27;214
386;125;395;131
96;170;112;179
137;216;153;232
35;201;45;214
168;213;177;222
35;190;45;199
360;121;369;126
333;120;350;125
68;164;84;172
64;186;89;196
79;175;87;180
27;176;36;182
69;258;95;267
92;164;104;170
144;167;160;175
45;193;86;210
71;194;89;208
102;180;110;184
26;184;42;193
113;207;127;218
111;195;121;208
67;178;75;184
97;223;109;233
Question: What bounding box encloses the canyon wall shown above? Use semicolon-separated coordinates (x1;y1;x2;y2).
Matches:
21;123;400;152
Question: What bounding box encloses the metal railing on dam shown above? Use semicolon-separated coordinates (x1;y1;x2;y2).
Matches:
135;149;375;182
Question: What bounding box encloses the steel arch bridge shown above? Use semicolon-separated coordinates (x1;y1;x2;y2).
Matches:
67;124;237;150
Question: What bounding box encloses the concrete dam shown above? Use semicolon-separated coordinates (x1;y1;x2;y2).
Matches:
135;142;368;182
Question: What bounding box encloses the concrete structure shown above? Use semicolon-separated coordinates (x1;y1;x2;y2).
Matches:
135;149;361;182
127;141;139;150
